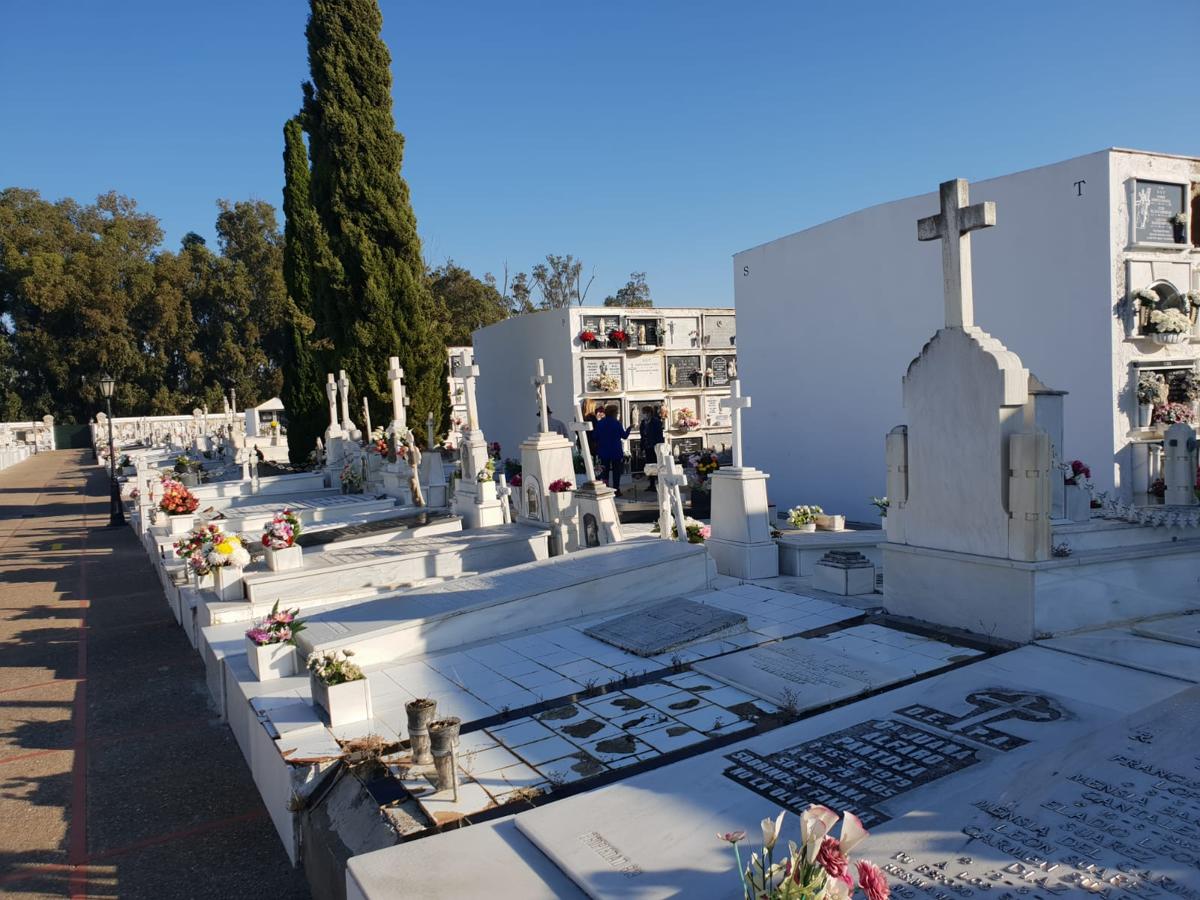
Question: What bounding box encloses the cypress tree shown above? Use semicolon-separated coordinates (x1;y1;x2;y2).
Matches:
299;0;447;443
280;116;330;462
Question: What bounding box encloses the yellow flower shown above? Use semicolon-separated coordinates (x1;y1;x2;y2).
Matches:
216;537;240;556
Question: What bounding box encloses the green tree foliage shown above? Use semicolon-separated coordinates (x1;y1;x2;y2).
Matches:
603;271;652;308
530;253;595;309
280;117;328;462
428;260;510;345
297;0;448;443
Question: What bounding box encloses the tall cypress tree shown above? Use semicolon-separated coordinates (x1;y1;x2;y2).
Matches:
299;0;447;443
280;117;330;463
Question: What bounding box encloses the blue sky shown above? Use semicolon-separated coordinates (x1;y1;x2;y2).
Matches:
3;1;1198;307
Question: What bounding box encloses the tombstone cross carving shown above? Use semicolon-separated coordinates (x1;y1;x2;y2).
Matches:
656;444;689;543
452;351;481;432
532;358;552;434
917;178;996;329
425;411;437;451
337;369;356;435
387;356;408;433
721;377;752;468
362;397;373;442
569;420;596;484
324;374;341;437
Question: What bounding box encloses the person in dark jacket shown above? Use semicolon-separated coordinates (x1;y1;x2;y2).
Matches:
593;404;632;494
639;405;666;489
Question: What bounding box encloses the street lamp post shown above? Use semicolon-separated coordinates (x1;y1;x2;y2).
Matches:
99;374;126;527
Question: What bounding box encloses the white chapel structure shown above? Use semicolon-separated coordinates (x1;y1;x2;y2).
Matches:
736;148;1200;521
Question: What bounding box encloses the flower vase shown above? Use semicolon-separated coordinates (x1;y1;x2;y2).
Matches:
1150;332;1189;345
213;565;245;602
547;490;573;520
246;639;297;681
477;480;497;502
1138;403;1153;428
310;675;372;727
406;698;438;765
1065;484;1091;522
796;523;817;533
266;545;303;572
167;514;194;536
192;569;213;590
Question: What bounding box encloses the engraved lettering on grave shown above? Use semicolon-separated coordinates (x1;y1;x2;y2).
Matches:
723;691;1065;827
583;357;623;392
706;354;735;387
1133;180;1188;246
702;314;736;348
666;355;702;389
584;598;746;656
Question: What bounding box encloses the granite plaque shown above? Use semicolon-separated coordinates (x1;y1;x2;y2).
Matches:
666;355;702;389
582;358;623;393
584;598;746;656
662;316;700;350
705;354;736;387
702;314;736;349
704;394;730;428
625;356;664;392
669;436;703;458
1132;179;1187;245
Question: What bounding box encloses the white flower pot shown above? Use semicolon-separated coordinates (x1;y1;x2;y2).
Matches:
1138;403;1153;428
310;675;372;727
1065;484;1091;523
548;491;574;519
192;570;213;590
167;514;194;536
1150;332;1189;344
246;639;297;681
213;565;245;602
796;522;817;533
266;545;304;572
477;479;497;502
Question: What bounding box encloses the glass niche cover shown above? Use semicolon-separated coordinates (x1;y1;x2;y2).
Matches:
1131;179;1188;247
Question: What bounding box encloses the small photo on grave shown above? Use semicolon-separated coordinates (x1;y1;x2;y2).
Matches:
662;315;700;350
704;353;737;387
1130;179;1189;246
581;357;623;393
702;313;736;348
665;354;702;390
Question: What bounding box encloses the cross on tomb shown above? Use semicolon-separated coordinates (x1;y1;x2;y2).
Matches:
361;397;372;441
656;444;689;543
532;358;552;434
337;369;357;434
452;350;480;432
387;355;408;432
917;178;996;329
324;374;342;437
720;377;752;468
569;420;596;484
425;412;436;451
953;690;1062;733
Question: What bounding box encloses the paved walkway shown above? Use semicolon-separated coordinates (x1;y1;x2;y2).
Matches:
0;451;309;899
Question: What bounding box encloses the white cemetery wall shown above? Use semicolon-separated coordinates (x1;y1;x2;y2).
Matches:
736;149;1115;522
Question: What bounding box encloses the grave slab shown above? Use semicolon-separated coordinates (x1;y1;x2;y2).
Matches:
583;597;746;657
1132;611;1200;648
1037;627;1200;682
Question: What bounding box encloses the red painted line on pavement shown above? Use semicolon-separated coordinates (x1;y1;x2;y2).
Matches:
0;676;83;696
67;478;91;900
85;808;268;864
0;746;65;767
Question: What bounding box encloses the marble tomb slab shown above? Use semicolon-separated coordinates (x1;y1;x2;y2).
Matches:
1037;628;1200;683
583;597;746;657
507;647;1189;899
1132;612;1200;649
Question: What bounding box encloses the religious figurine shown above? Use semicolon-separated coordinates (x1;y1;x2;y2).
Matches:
407;442;425;506
638;324;646;345
705;367;714;385
728;358;737;379
669;363;678;386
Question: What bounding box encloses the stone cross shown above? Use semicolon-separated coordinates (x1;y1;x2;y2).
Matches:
656;444;689;543
496;473;513;524
202;405;209;437
917;178;996;329
426;412;436;452
452;351;480;433
362;397;373;442
720;377;752;468
532;358;552;434
337;369;356;435
388;356;408;433
325;374;341;437
569;420;596;484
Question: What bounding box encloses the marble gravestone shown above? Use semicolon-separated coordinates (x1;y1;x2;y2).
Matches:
583;598;746;657
518;359;576;541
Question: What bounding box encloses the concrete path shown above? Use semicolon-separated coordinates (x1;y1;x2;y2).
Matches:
0;451;309;899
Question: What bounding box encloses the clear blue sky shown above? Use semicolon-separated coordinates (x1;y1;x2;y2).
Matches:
3;1;1197;308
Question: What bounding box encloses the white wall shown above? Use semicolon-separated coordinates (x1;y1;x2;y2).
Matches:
735;150;1114;523
473;309;575;462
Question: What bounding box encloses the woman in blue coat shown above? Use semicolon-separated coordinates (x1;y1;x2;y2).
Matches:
593;404;633;494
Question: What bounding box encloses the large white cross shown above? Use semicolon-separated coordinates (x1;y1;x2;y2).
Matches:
425;411;436;451
532;358;552;434
917;178;996;328
656;444;689;543
452;351;481;432
569;420;596;484
324;373;342;437
721;377;752;468
337;369;356;434
387;355;408;433
361;397;373;441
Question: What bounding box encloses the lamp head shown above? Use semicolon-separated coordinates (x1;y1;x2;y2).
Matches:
99;373;116;399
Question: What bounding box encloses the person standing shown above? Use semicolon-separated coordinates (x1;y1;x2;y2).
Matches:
639;404;666;490
594;404;632;494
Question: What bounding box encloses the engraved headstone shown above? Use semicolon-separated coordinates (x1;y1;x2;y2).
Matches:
1132;179;1188;245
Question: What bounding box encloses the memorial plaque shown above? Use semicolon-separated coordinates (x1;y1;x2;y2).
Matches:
722;687;1065;827
707;431;732;455
662;315;700;350
704;394;730;428
625;356;664;392
705;353;736;387
669;435;703;458
1132;179;1187;245
668;395;700;434
702;313;736;349
582;357;623;393
579;314;609;350
665;355;702;389
583;597;746;656
626;317;663;349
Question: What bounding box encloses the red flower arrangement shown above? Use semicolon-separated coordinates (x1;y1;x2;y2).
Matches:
548;478;573;492
579;329;597;343
509;473;522;487
159;479;199;515
1064;459;1091;485
374;438;389;457
609;328;629;344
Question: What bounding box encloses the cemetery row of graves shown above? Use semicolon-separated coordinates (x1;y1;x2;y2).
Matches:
43;176;1198;899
